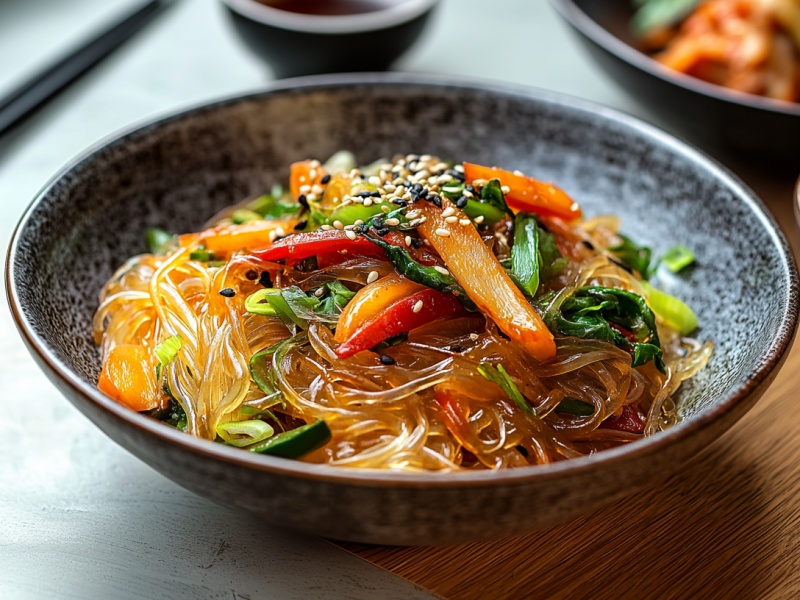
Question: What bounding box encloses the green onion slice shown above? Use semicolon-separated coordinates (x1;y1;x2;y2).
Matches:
642;281;698;335
217;420;274;447
661;244;695;273
154;335;182;368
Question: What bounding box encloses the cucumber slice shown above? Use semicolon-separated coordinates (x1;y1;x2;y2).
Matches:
249;419;332;459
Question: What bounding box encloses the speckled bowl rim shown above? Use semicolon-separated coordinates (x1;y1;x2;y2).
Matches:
7;72;799;489
550;0;800;118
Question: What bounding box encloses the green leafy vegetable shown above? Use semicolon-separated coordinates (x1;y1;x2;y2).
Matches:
148;397;187;430
556;397;595;416
511;213;568;297
231;209;263;224
249;194;302;219
248;419;332;458
538;227;569;282
329;203;384;226
477;362;536;417
245;286;343;329
554;286;665;372
632;0;701;35
217;420;274;447
145;228;175;255
641;281;698;335
370;332;409;353
661;244;695;273
480;179;514;219
315;281;356;315
189;248;218;262
246;288;307;329
609;235;653;279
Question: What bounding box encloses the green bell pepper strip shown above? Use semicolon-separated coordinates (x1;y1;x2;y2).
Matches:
248;419;332;458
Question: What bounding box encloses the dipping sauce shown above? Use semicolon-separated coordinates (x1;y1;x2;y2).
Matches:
255;0;394;15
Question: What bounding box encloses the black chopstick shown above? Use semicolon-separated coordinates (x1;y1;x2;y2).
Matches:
0;0;168;136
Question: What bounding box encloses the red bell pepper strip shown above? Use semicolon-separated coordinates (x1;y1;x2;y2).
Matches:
600;404;645;434
335;288;467;358
462;162;582;221
252;230;387;262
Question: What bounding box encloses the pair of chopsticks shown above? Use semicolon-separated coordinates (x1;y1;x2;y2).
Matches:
0;0;168;136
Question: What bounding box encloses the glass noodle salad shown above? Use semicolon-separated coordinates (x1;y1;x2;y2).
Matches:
94;152;711;470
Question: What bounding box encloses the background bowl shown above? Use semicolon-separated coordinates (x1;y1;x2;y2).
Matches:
7;74;798;545
221;0;439;79
550;0;800;171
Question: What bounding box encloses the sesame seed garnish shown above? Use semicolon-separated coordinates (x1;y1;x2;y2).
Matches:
470;333;479;341
314;287;325;296
571;202;579;211
345;230;357;241
418;216;427;224
412;300;424;313
472;179;487;187
433;162;448;172
513;170;525;176
298;194;309;209
474;215;485;224
344;225;354;230
454;164;464;173
333;220;344;230
275;227;286;237
363;198;373;207
445;216;458;224
442;207;455;217
459;219;471;226
380;163;393;171
311;184;323;196
309;169;317;180
321;224;333;231
403;235;411;246
306;193;317;202
462;190;474;198
367;270;379;284
416;170;431;179
309;160;320;168
299;185;311;194
354;219;364;226
406;210;421;219
393;177;404;185
435;228;451;237
381;206;391;213
434;266;449;276
384;218;400;226
456;197;468;209
294;219;308;231
501;185;511;195
320;173;331;184
420;154;431;161
380;354;396;365
368;176;381;186
436;174;453;183
268;230;278;242
219;287;236;297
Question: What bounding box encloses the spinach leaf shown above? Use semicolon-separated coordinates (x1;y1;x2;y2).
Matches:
554;286;665;372
538;227;569;282
511;213;568;297
315;281;356;315
556;397;595;416
609;235;653;278
481;179;514;219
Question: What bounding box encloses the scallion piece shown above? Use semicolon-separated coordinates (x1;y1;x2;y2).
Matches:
642;281;698;335
217;420;274;447
154;335;182;368
477;362;536;417
661;244;695;273
145;228;175;255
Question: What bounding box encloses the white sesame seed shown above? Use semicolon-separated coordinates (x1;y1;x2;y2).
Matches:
442;186;461;194
420;154;432;161
435;228;451;237
354;219;364;226
383;184;396;193
275;227;286;237
363;198;373;207
412;300;424;313
384;218;400;226
333;220;344;230
433;162;448;172
299;175;307;183
368;176;381;186
405;235;412;246
459;219;471;226
416;170;431;179
418;216;427;224
402;193;412;201
408;219;421;227
454;165;464;173
571;202;579;211
513;170;525;177
472;179;487;187
353;196;364;204
380;163;393;171
345;230;357;241
441;207;455;218
309;169;317;180
434;266;449;276
381;206;391;213
445;216;458;224
321;225;333;231
311;184;323;195
344;225;354;230
268;230;277;242
306;193;318;202
314;287;325;296
470;333;479;341
474;215;485;224
309;160;320;168
343;194;351;202
350;169;360;177
393;178;405;185
501;185;511;195
367;271;379;284
299;185;311;194
333;197;340;204
462;190;474;198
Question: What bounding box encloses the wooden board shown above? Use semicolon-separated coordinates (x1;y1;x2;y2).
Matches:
344;171;800;600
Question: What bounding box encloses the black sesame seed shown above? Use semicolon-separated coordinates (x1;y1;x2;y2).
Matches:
418;189;428;200
219;287;236;297
449;345;465;353
431;195;442;208
359;174;366;180
294;219;308;231
379;354;396;365
368;190;381;198
391;199;408;207
298;194;309;209
412;183;423;192
456;196;468;209
373;217;384;229
355;191;373;198
582;240;595;250
320;174;331;184
375;227;390;237
245;270;258;280
410;192;420;202
407;154;419;162
410;238;424;249
516;445;529;457
258;271;272;288
446;169;466;181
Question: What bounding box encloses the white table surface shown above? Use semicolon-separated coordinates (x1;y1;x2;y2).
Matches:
0;0;795;598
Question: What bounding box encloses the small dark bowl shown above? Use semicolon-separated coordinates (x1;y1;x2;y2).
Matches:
221;0;439;79
7;74;799;545
550;0;800;170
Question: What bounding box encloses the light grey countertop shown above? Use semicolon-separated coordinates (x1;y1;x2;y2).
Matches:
0;0;795;598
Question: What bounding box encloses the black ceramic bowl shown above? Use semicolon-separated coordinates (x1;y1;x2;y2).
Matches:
221;0;439;79
7;74;798;545
550;0;800;170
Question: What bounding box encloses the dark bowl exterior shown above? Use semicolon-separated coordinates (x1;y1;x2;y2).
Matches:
222;3;435;79
551;0;800;171
7;74;799;545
